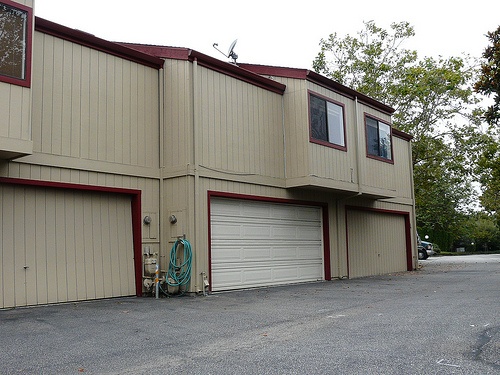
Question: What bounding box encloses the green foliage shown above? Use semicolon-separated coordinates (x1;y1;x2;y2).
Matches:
475;26;500;126
313;21;485;242
476;130;500;219
313;21;417;104
474;26;500;223
472;214;500;251
452;212;500;252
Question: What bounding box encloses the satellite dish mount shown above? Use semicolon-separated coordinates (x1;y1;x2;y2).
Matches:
213;39;238;64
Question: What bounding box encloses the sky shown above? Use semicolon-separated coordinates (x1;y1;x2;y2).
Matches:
34;0;499;69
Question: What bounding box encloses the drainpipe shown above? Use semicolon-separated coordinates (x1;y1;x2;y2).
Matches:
354;96;363;192
408;138;418;267
158;67;165;298
192;57;201;293
281;95;287;181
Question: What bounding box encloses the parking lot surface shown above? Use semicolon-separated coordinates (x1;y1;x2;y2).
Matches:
1;255;499;374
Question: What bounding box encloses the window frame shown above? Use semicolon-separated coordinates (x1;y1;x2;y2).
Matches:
364;113;394;164
308;91;347;151
0;0;32;88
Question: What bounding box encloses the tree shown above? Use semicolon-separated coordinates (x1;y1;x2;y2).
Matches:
455;212;500;252
475;26;500;222
471;213;500;252
313;21;418;105
475;131;500;222
313;21;483;247
475;26;500;126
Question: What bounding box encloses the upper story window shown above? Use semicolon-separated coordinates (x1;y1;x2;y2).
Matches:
0;0;32;87
365;115;393;162
309;92;346;150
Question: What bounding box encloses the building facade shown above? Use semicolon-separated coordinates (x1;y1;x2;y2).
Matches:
0;0;417;308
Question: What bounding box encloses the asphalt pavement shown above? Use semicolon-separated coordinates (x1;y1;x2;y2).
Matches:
1;255;499;374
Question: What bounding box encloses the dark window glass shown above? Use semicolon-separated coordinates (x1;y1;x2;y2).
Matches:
310;94;328;142
309;94;345;148
0;2;28;80
366;116;392;160
379;122;392;159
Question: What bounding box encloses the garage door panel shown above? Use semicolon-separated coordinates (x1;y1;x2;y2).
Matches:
211;243;322;263
211;222;244;238
271;204;320;221
297;244;323;259
210;244;244;261
347;210;407;278
64;192;78;302
211;268;245;288
273;246;299;260
101;198;113;298
242;268;273;285
117;196;136;296
24;192;38;305
211;198;324;291
244;224;272;238
74;193;87;300
242;203;271;217
212;222;320;241
212;261;323;291
295;225;322;240
45;190;58;304
0;185;135;309
91;194;106;299
34;188;48;305
83;196;97;300
243;246;272;261
296;207;322;221
13;187;26;307
1;188;15;308
55;192;70;303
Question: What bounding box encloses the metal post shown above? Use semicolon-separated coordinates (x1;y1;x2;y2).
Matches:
155;263;159;299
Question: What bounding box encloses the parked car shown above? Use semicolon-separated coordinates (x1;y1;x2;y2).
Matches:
418;240;435;260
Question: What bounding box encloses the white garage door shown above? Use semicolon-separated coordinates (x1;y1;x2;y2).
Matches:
347;209;408;278
210;198;324;291
0;184;136;309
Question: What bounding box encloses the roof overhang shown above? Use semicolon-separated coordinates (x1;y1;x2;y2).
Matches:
34;17;165;69
240;64;396;115
121;44;287;95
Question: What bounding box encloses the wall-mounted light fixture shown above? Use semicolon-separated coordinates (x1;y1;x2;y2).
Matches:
143;215;152;225
169;215;177;224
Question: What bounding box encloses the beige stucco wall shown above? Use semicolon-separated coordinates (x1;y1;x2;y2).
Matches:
0;0;34;158
163;173;417;293
266;76;413;199
1;15;417;299
0;83;32;157
22;28;161;201
1;28;163;288
163;60;285;183
161;59;417;292
29;32;160;168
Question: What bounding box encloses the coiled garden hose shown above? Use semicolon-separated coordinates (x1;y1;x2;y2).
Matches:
166;238;192;288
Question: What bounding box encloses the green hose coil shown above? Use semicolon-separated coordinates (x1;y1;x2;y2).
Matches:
166;238;192;288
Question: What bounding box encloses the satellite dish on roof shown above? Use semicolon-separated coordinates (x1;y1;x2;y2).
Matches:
212;39;239;64
227;39;238;63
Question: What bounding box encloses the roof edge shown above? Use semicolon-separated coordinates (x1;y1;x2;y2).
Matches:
121;44;287;95
34;17;164;69
392;128;413;141
240;64;395;115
